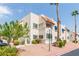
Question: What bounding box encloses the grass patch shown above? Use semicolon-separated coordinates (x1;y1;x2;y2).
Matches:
0;46;18;56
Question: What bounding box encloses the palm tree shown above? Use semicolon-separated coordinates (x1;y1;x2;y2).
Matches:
12;21;29;41
0;21;29;45
50;3;61;41
0;22;13;45
72;10;79;43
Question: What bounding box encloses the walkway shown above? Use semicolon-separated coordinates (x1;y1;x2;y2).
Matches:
18;42;79;56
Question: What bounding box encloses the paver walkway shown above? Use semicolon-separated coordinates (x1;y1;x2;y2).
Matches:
18;42;79;56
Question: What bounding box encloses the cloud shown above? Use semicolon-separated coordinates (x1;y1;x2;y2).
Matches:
0;6;12;15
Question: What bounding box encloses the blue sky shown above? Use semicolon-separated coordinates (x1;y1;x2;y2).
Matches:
0;3;79;32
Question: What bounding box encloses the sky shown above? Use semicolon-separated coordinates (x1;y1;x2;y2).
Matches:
0;3;79;32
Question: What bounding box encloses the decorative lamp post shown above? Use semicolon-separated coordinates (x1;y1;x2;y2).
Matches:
48;28;51;51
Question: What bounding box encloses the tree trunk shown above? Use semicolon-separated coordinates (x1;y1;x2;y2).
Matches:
7;38;11;47
56;3;61;40
75;16;77;41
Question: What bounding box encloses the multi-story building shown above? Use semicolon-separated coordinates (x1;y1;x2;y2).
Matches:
19;12;71;44
52;20;71;42
70;32;79;41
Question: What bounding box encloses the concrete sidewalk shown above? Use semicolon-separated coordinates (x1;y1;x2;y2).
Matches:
18;42;79;56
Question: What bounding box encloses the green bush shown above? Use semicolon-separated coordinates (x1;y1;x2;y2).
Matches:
73;40;78;43
0;46;17;56
13;40;19;45
32;39;41;44
57;38;62;41
36;39;41;43
63;40;67;46
56;39;63;48
32;40;37;44
56;39;67;48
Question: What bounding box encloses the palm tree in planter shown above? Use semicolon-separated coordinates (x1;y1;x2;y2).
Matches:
72;10;79;43
50;3;61;41
50;3;67;48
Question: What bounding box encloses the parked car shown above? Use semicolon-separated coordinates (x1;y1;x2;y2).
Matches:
0;39;8;46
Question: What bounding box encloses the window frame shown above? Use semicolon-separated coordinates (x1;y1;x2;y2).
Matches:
33;35;38;39
33;23;38;29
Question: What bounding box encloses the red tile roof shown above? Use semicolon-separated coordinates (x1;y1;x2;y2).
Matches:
41;15;55;25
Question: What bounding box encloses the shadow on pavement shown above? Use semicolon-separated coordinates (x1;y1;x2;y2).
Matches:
61;48;79;56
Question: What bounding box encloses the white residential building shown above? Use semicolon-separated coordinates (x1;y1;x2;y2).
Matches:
52;19;71;42
20;12;71;44
70;32;79;41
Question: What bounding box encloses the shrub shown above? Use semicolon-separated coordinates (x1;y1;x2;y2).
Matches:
36;39;41;43
63;40;67;46
56;39;67;48
57;38;62;41
56;39;63;48
13;40;19;45
73;40;78;43
0;46;17;56
32;39;41;44
32;40;37;44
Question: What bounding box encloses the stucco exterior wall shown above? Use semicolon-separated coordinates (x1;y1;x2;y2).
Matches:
20;12;71;44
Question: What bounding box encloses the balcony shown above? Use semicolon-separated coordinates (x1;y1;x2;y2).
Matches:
46;20;54;28
41;15;55;28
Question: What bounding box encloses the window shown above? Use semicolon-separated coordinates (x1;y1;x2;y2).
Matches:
67;29;70;32
54;26;57;32
62;29;65;33
39;35;43;39
46;23;51;27
67;36;69;39
39;23;43;26
33;35;37;39
71;35;72;37
33;23;38;29
62;37;64;39
39;23;43;28
46;33;52;39
55;36;57;39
